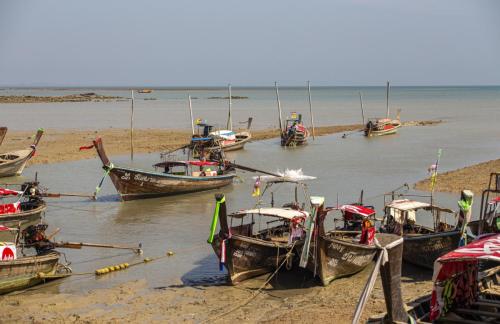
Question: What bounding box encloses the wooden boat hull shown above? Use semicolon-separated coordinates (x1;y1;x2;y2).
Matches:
308;232;378;286
0;202;46;227
0;252;61;294
281;132;308;147
211;233;292;285
107;167;235;201
365;121;401;137
403;230;461;269
220;132;252;152
0;149;33;178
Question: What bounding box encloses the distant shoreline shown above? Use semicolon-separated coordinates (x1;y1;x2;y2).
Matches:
2;85;500;91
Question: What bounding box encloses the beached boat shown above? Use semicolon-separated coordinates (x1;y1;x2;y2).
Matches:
0;129;43;178
369;234;500;323
280;113;309;146
381;199;459;269
190;121;252;153
138;89;153;94
0;183;46;241
298;197;387;286
468;172;500;236
364;81;402;137
208;179;310;284
0;251;69;294
92;137;236;201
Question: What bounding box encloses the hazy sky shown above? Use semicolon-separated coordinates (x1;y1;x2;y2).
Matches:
1;0;499;86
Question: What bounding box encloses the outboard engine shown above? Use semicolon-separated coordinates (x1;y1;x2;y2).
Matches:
22;224;55;255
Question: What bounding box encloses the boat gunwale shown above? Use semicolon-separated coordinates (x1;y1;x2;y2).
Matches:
110;165;236;182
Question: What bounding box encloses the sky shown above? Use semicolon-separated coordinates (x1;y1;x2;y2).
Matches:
0;0;499;87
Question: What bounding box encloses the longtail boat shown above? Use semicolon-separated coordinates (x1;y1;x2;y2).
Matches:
468;172;500;236
364;117;401;137
208;179;310;284
280;113;309;146
191;121;252;154
381;198;459;269
274;83;310;147
299;197;389;286
92;137;236;201
364;81;402;137
0;129;43;178
369;234;500;323
0;251;69;294
0;182;46;241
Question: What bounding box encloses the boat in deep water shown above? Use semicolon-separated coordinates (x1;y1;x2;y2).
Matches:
92;137;236;201
0;129;43;178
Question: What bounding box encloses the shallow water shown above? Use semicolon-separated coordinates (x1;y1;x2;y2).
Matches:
1;86;499;294
1;86;500;132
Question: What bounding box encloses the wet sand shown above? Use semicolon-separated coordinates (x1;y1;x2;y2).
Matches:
415;158;500;194
0;264;431;323
0;125;362;166
0;121;440;166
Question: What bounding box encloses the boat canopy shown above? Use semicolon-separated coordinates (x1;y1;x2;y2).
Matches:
430;233;500;320
153;160;219;168
231;208;309;220
210;130;236;140
338;204;376;217
490;197;500;204
0;188;22;196
386;199;431;211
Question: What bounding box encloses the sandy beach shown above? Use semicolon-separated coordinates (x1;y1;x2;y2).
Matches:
414;158;500;194
0;264;431;323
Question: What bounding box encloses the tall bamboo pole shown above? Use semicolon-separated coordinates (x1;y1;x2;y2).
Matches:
130;90;134;161
386;81;390;118
188;95;195;135
307;81;315;140
227;84;233;131
359;91;365;125
275;82;283;132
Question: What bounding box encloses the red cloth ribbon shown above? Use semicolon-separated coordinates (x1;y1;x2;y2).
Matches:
79;144;95;151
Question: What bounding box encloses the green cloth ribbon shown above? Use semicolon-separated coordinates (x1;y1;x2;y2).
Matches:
207;195;225;244
458;199;472;212
95;163;114;195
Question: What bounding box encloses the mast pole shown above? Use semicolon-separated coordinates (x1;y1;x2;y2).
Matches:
386;81;390;118
130;90;134;161
227;84;233;131
359;91;365;125
275;82;283;133
188;95;195;135
307;81;316;140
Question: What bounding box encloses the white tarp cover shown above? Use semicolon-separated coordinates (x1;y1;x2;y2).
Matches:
386;199;431;211
233;208;309;220
210;130;236;140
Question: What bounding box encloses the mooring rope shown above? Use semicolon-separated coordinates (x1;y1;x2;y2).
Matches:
202;241;297;324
